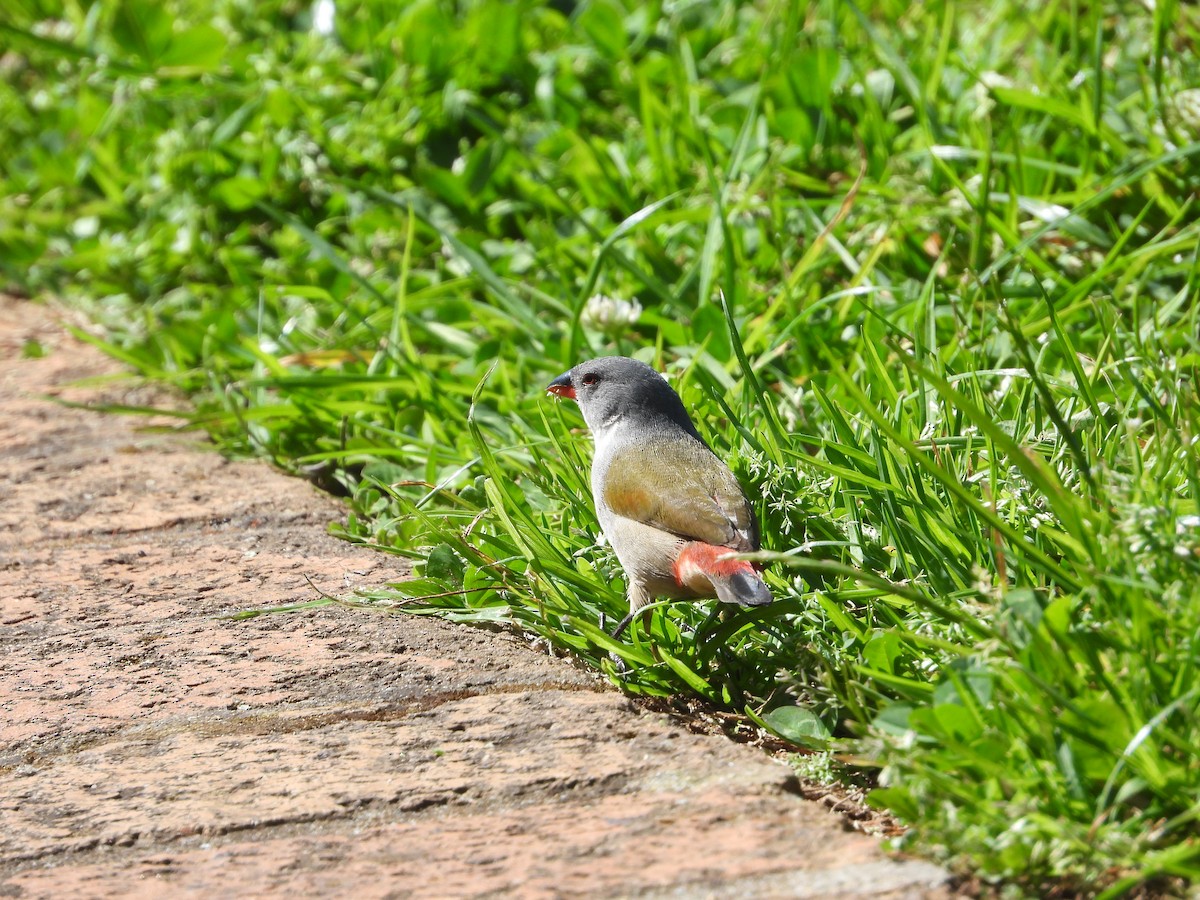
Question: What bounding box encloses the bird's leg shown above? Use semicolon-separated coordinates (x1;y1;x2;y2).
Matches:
695;602;724;649
609;607;655;640
611;584;652;640
703;606;748;705
609;609;638;640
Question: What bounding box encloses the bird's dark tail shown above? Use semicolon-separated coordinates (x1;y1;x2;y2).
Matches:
712;569;773;607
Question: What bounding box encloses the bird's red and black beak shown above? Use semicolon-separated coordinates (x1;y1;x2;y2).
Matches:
546;372;576;400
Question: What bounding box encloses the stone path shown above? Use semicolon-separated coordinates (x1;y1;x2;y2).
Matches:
0;296;950;898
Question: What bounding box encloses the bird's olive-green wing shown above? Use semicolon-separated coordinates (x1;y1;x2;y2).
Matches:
601;437;757;551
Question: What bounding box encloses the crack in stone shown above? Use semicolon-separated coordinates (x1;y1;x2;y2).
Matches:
0;766;640;876
0;681;607;772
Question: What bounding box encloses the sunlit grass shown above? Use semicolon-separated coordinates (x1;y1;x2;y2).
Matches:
4;0;1200;893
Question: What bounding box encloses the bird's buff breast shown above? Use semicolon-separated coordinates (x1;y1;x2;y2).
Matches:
591;425;702;598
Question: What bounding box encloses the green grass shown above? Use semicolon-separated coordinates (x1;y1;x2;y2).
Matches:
5;0;1200;893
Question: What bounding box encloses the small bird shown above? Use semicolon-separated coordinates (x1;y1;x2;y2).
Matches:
547;356;772;635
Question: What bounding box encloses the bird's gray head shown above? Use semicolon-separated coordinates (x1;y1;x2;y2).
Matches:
547;356;702;440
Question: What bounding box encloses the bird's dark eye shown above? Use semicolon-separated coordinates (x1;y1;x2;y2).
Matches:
581;372;598;386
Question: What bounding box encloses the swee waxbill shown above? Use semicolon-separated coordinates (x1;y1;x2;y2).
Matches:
546;356;772;631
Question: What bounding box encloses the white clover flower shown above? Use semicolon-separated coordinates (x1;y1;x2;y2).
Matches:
1030;512;1055;530
171;225;192;254
312;0;336;35
1173;88;1200;136
1057;252;1084;275
71;216;99;239
32;19;75;41
580;294;642;334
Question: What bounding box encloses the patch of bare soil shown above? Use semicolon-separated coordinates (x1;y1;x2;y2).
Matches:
0;296;950;898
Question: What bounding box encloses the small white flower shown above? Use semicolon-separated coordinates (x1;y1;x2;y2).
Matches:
312;0;336;35
32;19;75;41
580;294;642;333
865;68;895;105
71;216;99;239
1172;88;1200;135
171;226;192;254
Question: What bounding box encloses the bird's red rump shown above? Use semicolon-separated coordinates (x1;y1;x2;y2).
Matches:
673;541;753;583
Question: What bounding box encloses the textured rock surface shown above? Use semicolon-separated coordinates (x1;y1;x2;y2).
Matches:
0;296;950;898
